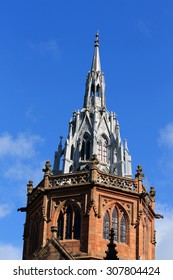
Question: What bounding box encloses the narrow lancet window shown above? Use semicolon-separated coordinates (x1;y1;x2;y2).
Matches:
65;205;73;239
74;208;81;239
120;214;127;243
81;133;91;160
112;208;118;242
103;211;110;240
98;134;108;163
57;211;64;240
70;145;74;160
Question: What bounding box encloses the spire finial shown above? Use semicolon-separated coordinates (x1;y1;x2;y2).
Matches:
91;32;101;72
94;31;99;47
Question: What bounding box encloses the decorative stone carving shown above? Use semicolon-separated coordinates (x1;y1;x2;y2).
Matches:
134;209;143;228
42;161;52;176
27;180;33;194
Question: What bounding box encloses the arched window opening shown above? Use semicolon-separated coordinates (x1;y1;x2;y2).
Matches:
57;204;81;241
103;206;128;244
81;140;85;160
65;205;73;239
112;208;118;242
103;137;108;162
98;141;102;161
86;140;90;160
98;135;108;163
57;211;64;240
81;134;91;161
70;145;74;160
103;212;110;240
91;84;95;96
120;214;127;243
96;84;100;96
74;208;81;240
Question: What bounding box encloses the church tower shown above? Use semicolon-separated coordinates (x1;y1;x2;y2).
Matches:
19;33;161;260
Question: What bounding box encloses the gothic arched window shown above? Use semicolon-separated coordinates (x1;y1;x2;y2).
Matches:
120;214;127;243
57;204;81;241
103;211;110;240
98;134;108;163
112;208;118;242
81;133;91;160
103;207;128;244
57;211;64;240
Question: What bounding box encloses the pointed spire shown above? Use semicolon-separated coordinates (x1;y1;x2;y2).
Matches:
91;32;101;72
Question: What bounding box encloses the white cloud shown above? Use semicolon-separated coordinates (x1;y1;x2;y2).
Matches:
0;203;12;218
0;132;43;159
28;39;60;58
0;243;22;260
155;205;173;259
4;160;45;184
158;123;173;148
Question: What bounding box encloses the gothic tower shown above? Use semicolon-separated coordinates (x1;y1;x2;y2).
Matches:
19;33;161;260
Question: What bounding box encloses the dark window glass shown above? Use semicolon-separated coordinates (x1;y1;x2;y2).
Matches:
81;134;91;160
74;208;81;239
57;211;64;240
65;205;73;239
103;212;110;240
120;214;126;243
86;140;90;160
81;140;85;160
112;208;118;242
70;145;74;160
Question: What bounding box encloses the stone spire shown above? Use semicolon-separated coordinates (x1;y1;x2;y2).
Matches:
83;32;106;108
91;32;101;72
53;33;132;178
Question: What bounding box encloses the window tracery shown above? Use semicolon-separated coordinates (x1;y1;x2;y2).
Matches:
103;211;110;240
57;204;81;241
103;205;128;244
81;133;91;160
98;134;108;163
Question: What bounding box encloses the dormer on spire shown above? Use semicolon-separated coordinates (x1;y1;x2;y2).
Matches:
83;32;106;109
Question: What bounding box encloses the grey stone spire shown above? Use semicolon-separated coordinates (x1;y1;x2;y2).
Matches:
83;32;106;109
53;34;132;178
91;32;101;72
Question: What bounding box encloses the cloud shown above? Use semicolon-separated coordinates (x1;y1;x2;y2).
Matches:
0;243;22;260
4;160;45;184
0;132;44;159
157;123;173;176
155;204;173;259
158;123;173;148
28;39;60;58
0;203;12;218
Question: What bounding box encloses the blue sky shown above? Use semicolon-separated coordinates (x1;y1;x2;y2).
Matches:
0;0;173;259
